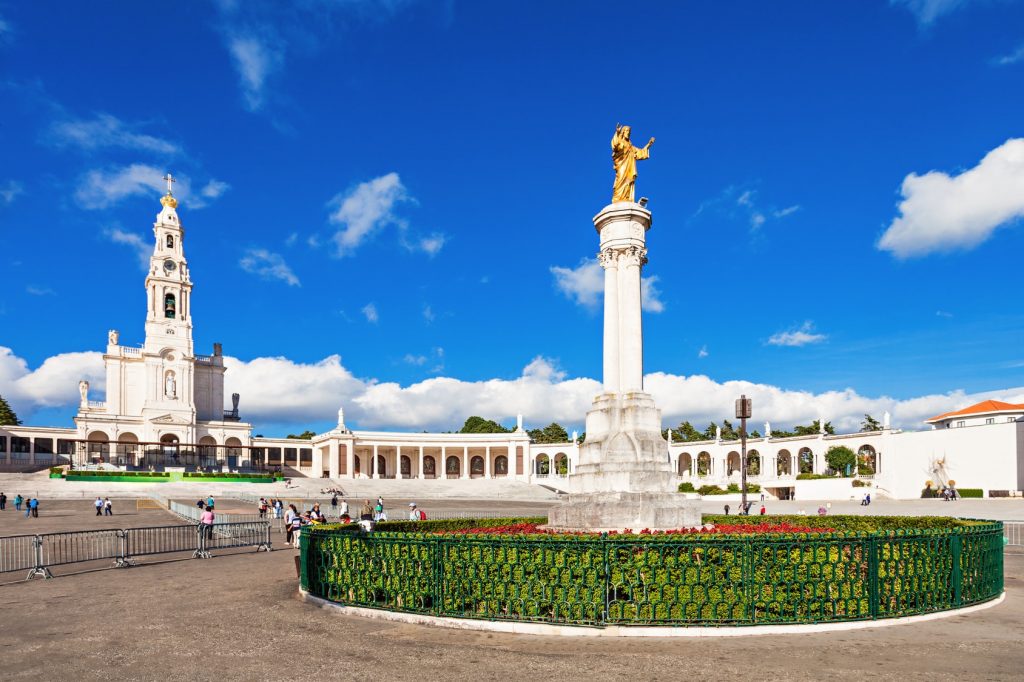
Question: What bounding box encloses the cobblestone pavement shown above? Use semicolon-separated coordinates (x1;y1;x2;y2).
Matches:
0;525;1021;680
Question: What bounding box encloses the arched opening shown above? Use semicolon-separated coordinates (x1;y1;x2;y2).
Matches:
87;431;110;463
678;452;692;476
470;455;485;478
376;454;386;477
697;451;711;476
798;447;814;474
858;445;877;475
534;453;550;476
160;434;180;464
164;293;176;319
423;455;436;478
494;455;508;476
166;234;174;249
116;432;138;467
400;455;411;478
746;449;761;476
198;435;218;470
727;451;741;476
225;437;242;469
445;455;461;479
776;449;792;476
553;452;569;476
353;455;362;476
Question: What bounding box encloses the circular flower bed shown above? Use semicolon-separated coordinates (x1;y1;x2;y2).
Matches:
300;515;1004;627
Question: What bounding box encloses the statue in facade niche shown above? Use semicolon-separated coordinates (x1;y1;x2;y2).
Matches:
611;124;655;203
79;380;89;405
165;373;176;399
108;329;119;345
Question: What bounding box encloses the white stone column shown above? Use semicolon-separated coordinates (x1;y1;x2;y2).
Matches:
485;445;491;479
461;447;468;479
442;446;447;478
418;445;424;479
600;250;620;393
371;444;378;479
618;246;645;392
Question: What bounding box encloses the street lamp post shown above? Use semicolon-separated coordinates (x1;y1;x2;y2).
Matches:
736;395;752;513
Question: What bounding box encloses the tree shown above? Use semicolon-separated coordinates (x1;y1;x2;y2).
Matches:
861;414;882;432
719;419;739;441
528;422;569;444
459;416;511;434
825;446;856;477
749;430;761;439
0;395;21;426
286;430;316;440
666;420;705;442
793;419;834;436
702;422;718;440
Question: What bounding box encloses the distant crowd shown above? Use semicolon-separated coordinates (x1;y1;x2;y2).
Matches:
0;492;39;517
258;494;427;548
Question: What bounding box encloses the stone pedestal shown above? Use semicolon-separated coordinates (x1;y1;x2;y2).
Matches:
547;491;700;532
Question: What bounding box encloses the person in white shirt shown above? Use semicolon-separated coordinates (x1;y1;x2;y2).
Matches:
409;502;419;520
340;498;349;519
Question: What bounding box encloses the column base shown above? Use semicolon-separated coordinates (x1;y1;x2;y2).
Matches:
546;491;701;532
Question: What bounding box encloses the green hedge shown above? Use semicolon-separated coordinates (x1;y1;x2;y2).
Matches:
66;470;170;479
301;516;1004;627
183;472;274;480
677;482;695;492
957;488;983;498
796;473;839;480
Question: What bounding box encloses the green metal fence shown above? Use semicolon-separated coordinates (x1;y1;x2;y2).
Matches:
299;521;1004;627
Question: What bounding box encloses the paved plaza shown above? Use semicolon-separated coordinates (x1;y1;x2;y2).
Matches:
0;497;1020;679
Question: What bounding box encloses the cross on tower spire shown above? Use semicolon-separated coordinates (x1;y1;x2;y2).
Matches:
159;172;179;209
163;173;176;196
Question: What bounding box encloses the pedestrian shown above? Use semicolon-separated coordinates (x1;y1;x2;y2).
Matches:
759;505;766;516
207;495;215;510
340;498;349;518
723;504;730;515
360;499;373;522
275;499;284;519
817;505;827;516
95;497;104;516
29;498;39;518
377;496;384;514
103;497;113;516
865;493;871;506
24;499;32;518
196;498;204;510
284;504;299;545
331;494;338;511
14;494;22;512
409;502;419;520
199;504;215;546
291;513;304;548
0;491;6;510
311;503;324;522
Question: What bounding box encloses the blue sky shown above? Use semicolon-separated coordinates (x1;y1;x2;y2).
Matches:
2;0;1024;435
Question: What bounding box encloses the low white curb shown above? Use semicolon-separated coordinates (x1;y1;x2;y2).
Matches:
298;589;1005;637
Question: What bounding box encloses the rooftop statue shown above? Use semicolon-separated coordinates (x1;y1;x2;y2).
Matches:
611;124;655;203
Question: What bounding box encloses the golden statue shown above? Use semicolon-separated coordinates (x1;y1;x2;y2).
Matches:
611;124;655;203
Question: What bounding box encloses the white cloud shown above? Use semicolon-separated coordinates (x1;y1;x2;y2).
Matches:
103;227;151;271
0;346;105;415
0;14;13;41
890;0;972;26
404;354;427;366
414;233;447;256
238;248;300;286
227;35;282;111
767;321;827;347
695;186;799;232
641;275;665;313
200;179;230;199
5;344;1024;434
422;305;435;322
551;258;664;313
328;173;412;256
47;113;180;155
994;44;1024;66
0;180;24;204
26;286;55;296
936;310;954;318
878;139;1024;258
285;232;299;247
773;205;801;218
362;303;379;323
698;345;709;359
74;164;227;211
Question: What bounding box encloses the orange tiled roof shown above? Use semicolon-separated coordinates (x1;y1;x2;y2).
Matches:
926;399;1024;423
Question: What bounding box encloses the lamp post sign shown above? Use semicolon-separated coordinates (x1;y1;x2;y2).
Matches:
735;395;752;512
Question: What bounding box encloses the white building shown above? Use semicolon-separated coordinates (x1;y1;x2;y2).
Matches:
0;187;1021;497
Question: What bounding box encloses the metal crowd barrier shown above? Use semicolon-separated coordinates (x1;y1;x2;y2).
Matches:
1006;521;1024;546
0;521;272;580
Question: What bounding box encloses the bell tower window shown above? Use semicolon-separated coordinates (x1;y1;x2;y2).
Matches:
164;293;176;319
166;234;174;249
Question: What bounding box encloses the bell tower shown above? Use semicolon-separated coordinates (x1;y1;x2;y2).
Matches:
144;174;194;355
